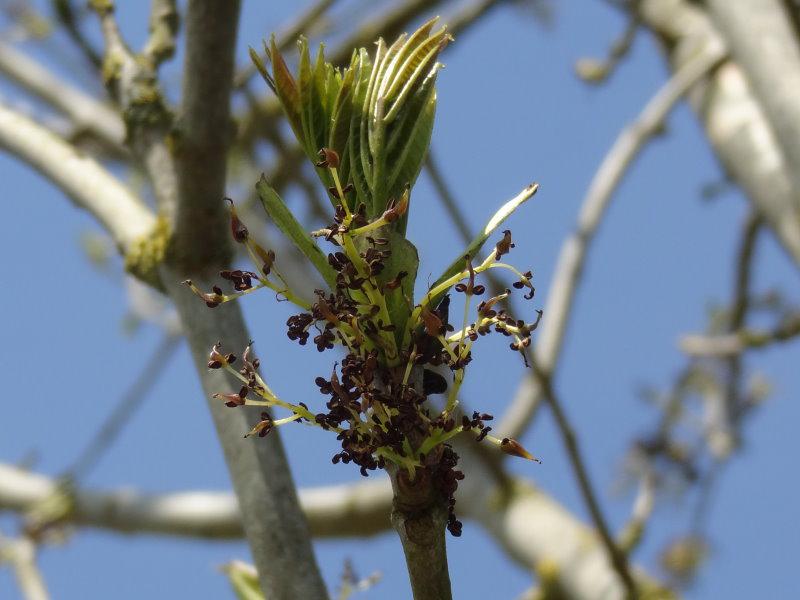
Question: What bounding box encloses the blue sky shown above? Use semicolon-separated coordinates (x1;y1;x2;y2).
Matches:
2;1;799;598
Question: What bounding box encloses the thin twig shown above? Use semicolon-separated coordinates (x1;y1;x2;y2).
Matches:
50;0;103;68
67;335;180;481
679;316;800;357
234;0;338;89
142;0;179;66
533;365;638;597
497;38;727;440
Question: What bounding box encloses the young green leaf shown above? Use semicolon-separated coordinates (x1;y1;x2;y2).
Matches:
268;36;304;147
256;176;338;289
429;183;539;298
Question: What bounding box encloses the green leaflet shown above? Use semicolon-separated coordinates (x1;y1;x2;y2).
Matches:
257;20;451;232
267;36;304;148
383;32;449;123
257;176;338;290
385;77;438;234
349;49;374;215
427;183;539;306
377;17;439;102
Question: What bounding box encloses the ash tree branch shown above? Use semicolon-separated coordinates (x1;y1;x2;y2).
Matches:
706;0;800;196
497;38;726;441
0;534;49;600
680;313;800;358
636;0;800;267
0;464;391;540
0;39;125;151
0;456;668;599
0;100;155;254
162;2;329;598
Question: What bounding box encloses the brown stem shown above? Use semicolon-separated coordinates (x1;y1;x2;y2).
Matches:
387;464;453;600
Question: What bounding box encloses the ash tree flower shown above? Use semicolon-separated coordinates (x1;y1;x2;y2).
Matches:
190;18;542;540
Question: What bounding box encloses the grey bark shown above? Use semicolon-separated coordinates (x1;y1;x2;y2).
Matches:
638;0;800;267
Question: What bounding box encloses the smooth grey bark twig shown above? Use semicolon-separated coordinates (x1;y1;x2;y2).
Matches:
66;334;180;481
706;0;800;197
165;2;328;597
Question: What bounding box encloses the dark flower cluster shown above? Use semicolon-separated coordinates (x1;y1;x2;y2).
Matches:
193;163;542;538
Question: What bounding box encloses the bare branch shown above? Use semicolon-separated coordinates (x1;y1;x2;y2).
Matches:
0;455;667;598
0;100;155;254
0;39;125;150
680;314;800;357
706;0;800;196
0;463;390;540
533;369;638;596
497;38;726;441
637;0;800;266
0;534;49;600
164;2;328;597
143;0;179;66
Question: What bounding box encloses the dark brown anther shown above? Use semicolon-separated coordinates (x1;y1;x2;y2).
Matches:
500;438;540;462
381;186;410;223
226;198;248;243
421;306;444;337
495;229;515;259
327;186;341;199
252;242;276;276
207;342;227;369
184;280;224;308
384;270;408;291
213;391;246;408
316;147;340;169
244;412;274;438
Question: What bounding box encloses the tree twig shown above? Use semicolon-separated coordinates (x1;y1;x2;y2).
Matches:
50;0;103;69
706;0;800;197
66;334;181;482
0;39;125;151
0;463;391;539
234;0;338;89
533;367;638;597
0;100;155;254
497;38;726;440
679;313;800;357
636;0;800;266
0;534;49;600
